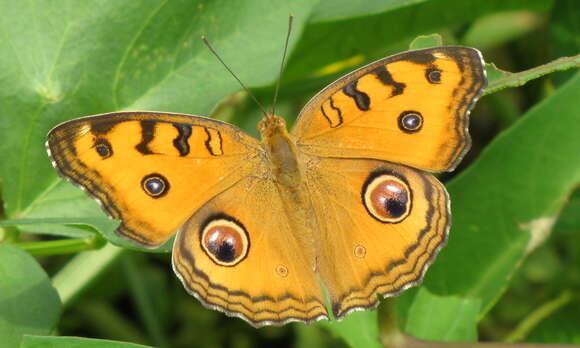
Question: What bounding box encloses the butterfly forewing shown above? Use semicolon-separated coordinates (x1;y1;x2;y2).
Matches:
292;46;486;172
47;112;261;247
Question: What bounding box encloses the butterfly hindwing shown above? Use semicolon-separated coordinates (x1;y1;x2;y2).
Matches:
172;175;329;326
304;157;449;318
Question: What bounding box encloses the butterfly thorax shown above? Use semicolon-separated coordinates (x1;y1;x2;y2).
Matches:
258;114;318;273
258;114;302;188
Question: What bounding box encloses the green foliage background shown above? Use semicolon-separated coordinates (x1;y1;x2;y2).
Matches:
0;1;578;347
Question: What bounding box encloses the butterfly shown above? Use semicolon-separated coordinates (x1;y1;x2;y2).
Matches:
47;46;486;327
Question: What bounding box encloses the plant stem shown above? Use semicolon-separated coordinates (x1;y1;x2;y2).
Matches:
504;290;573;343
15;236;105;256
484;54;580;95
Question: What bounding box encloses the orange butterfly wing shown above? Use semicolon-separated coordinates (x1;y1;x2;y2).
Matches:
290;46;486;318
47;112;261;247
292;46;486;172
172;175;328;326
304;157;449;318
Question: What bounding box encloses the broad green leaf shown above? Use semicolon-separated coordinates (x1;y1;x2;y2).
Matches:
323;310;381;348
311;0;429;22
20;335;153;348
0;244;61;347
398;288;480;342
0;0;318;249
463;11;544;49
294;324;331;348
285;0;553;82
399;71;580;339
17;180;107;220
52;243;124;306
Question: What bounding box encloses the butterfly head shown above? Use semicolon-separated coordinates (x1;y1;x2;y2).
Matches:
257;113;287;139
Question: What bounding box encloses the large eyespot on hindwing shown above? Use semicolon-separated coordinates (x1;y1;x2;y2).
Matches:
141;173;170;198
362;171;412;223
200;215;249;267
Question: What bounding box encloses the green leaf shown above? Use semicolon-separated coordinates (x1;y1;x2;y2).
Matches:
20;335;153;348
0;244;61;347
0;0;319;251
398;288;480;342
463;11;544;49
285;0;552;82
52;243;124;306
16;180;107;221
0;0;318;220
399;71;580;339
322;310;381;348
409;34;443;50
310;0;429;23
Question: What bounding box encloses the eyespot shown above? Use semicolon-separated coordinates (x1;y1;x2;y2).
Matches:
94;138;112;158
200;216;249;267
398;111;423;133
426;68;442;83
141;173;169;198
354;245;366;258
276;264;289;277
362;172;412;223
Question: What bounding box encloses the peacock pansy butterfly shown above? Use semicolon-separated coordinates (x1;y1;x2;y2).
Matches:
47;45;486;327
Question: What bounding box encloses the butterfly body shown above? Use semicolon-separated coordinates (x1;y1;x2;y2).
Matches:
47;46;486;326
258;115;303;188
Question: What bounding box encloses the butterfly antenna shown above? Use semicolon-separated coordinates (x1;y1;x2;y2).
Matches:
271;15;294;116
201;36;269;117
